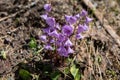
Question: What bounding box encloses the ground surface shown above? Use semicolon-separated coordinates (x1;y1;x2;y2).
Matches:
0;0;120;80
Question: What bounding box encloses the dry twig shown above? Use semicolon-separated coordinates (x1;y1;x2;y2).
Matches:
82;0;120;46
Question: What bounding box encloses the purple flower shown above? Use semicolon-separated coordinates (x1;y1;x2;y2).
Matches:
40;4;91;57
56;40;62;47
74;14;80;19
49;30;59;38
50;39;55;43
77;24;88;33
57;33;66;42
76;33;83;39
39;35;47;41
62;25;74;36
55;23;61;30
64;39;73;47
77;24;85;33
80;10;87;16
44;4;51;12
86;16;93;24
41;14;48;20
43;27;51;34
57;46;68;57
46;17;56;27
56;33;67;47
83;24;89;31
65;15;77;24
67;47;74;54
44;44;53;50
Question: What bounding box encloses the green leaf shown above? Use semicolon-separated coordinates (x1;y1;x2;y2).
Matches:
97;55;102;63
70;64;80;80
0;50;6;59
19;69;31;80
51;71;61;80
75;73;80;80
67;58;72;62
29;38;37;49
64;67;70;74
70;64;78;78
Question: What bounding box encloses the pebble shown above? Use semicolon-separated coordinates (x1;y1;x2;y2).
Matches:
4;38;11;44
108;0;117;8
96;21;102;29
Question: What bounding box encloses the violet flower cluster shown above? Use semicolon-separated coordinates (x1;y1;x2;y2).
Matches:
39;4;92;57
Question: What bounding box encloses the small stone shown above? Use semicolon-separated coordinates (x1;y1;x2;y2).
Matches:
109;0;117;8
4;38;11;44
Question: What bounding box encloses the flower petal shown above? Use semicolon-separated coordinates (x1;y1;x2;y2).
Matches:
50;39;55;43
67;47;74;54
57;46;68;57
76;33;83;39
77;24;85;33
83;24;89;31
49;30;59;38
44;44;53;50
64;39;73;47
44;4;51;12
58;33;66;41
43;27;51;34
74;14;80;19
77;24;88;33
62;25;74;36
55;23;61;30
39;35;47;41
46;17;56;27
41;14;48;20
65;15;77;24
86;16;93;24
80;9;87;16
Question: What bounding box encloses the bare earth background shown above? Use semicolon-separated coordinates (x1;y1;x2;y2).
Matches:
0;0;120;80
